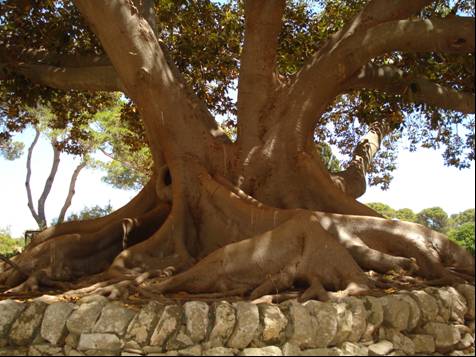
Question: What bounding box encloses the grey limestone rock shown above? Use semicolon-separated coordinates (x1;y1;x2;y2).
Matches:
126;301;163;346
207;301;236;348
259;304;288;345
409;290;439;323
420;322;461;350
203;346;238;356
301;347;343;356
455;284;475;320
368;340;394;356
67;301;105;335
93;302;136;336
184;301;209;343
340;341;369;356
41;302;75;345
239;346;282;356
330;301;353;346
303;300;338;348
379;295;410;331
410;334;436;354
150;305;182;348
77;333;123;352
0;299;25;343
226;302;259;349
9;301;47;346
281;342;301;356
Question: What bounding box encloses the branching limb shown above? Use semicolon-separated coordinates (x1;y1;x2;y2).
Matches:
25;127;42;226
332;120;392;198
73;0;226;167
36;139;61;229
56;160;87;225
319;0;434;57
0;62;123;92
237;0;286;149
345;64;475;114
281;16;474;147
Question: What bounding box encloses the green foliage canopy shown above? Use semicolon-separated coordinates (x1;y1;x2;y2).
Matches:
0;0;474;190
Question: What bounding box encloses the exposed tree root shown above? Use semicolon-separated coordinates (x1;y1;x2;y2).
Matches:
1;165;473;303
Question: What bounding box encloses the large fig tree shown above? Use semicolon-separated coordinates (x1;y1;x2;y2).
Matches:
0;0;474;300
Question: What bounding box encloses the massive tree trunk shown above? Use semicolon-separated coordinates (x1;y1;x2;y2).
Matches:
1;0;474;300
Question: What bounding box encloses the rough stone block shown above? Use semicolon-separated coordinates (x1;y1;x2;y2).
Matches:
207;301;236;348
280;300;317;349
41;302;75;345
77;333;123;352
226;302;259;349
410;334;435;354
303;300;337;348
203;346;238;356
341;342;369;355
9;301;47;346
184;301;209;343
330;301;353;346
126;301;163;346
150;305;182;348
301;347;343;356
93;303;136;336
455;284;475;320
420;322;461;350
361;296;384;341
379;295;410;331
0;300;25;341
67;301;105;335
368;340;394;356
409;290;440;323
344;297;367;342
239;346;282;356
259;304;287;345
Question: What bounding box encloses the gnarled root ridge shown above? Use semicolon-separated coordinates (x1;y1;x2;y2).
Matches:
1;169;474;302
138;175;474;302
152;211;372;302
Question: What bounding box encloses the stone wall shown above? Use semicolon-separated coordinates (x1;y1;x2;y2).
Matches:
0;285;474;356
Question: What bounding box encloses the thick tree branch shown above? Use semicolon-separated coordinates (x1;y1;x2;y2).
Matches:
345;64;475;114
332;121;392;198
281;16;474;148
37;139;61;229
0;63;124;92
25;127;42;226
322;0;434;55
237;0;286;150
56;160;87;225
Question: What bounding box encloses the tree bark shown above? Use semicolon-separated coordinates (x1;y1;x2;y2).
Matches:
36;139;61;229
56;160;87;225
25;127;42;227
1;0;474;299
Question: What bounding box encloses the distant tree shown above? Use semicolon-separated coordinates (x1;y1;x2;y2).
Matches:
449;208;475;227
22;107;92;229
417;207;449;233
366;202;396;219
91;106;152;191
449;222;475;255
447;208;475;255
65;203;114;222
317;143;342;172
396;208;417;223
0;228;23;258
0;138;23;160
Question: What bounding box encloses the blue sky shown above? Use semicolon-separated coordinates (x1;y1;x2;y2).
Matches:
0;126;474;237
